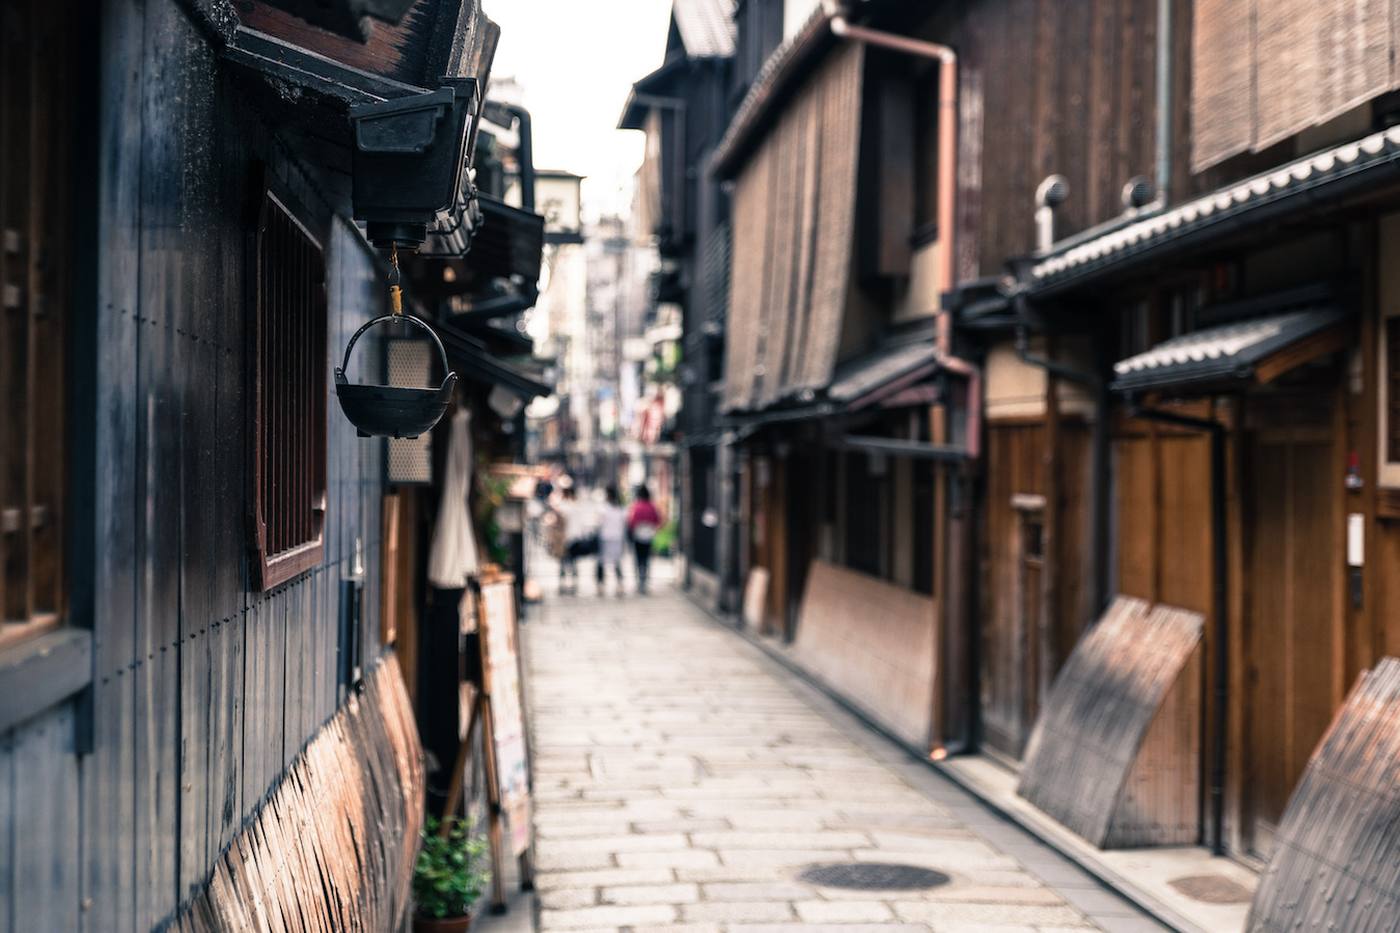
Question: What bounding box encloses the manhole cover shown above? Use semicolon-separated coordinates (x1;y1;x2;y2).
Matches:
797;862;950;891
1168;874;1254;904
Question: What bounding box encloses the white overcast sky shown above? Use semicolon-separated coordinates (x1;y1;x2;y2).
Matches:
486;0;675;220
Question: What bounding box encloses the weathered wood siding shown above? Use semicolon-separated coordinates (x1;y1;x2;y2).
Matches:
1247;657;1400;932
979;418;1093;760
790;560;937;748
1017;598;1204;848
907;0;1159;278
0;0;392;928
897;0;1307;279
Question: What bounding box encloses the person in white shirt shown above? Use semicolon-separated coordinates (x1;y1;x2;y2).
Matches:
597;485;628;596
555;485;598;595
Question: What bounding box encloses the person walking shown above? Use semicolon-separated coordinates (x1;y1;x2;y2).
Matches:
627;484;664;595
597;485;628;596
556;484;597;596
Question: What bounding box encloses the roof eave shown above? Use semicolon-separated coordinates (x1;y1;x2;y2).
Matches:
1030;128;1400;297
710;8;836;180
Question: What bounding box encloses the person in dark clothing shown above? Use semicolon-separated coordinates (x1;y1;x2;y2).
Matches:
627;485;663;594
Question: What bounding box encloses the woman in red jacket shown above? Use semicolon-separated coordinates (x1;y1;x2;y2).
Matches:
627;485;664;595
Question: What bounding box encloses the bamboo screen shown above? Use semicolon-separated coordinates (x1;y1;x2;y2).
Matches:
1193;0;1397;172
723;42;864;412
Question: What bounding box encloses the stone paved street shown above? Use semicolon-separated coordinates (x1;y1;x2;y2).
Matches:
522;577;1168;932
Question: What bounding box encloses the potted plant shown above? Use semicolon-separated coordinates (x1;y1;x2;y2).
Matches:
413;818;490;932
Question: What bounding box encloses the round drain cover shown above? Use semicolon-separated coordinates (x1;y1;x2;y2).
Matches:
798;862;950;891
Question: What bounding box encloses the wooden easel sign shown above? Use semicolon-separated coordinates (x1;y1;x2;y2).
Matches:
479;575;533;856
442;572;534;912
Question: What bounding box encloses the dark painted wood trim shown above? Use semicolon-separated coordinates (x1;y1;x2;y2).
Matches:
0;628;93;734
221;26;428;106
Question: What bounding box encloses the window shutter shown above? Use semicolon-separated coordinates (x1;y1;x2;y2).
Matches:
252;191;328;591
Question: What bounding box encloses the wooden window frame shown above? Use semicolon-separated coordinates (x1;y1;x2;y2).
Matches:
1;0;72;654
250;186;328;591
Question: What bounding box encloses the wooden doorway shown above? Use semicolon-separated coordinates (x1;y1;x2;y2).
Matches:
980;424;1047;761
1241;393;1343;860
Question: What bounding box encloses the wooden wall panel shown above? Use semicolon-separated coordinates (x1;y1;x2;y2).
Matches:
2;704;82;932
979;422;1047;759
5;0;394;926
921;0;1158;277
791;560;937;747
1156;434;1211;614
1241;418;1345;858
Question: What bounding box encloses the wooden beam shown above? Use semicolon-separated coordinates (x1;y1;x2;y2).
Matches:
0;627;91;732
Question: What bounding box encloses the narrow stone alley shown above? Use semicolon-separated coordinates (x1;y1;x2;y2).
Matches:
522;578;1169;932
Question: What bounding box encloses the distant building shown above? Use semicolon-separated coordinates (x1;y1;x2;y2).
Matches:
621;0;741;604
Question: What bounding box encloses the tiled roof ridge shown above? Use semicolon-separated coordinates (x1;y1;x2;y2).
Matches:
1033;126;1400;285
710;5;834;178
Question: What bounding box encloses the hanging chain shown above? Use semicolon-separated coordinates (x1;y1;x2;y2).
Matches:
389;242;404;316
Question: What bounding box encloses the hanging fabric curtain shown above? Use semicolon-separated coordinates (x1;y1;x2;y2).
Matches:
427;408;480;588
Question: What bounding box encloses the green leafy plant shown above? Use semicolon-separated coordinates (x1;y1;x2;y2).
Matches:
651;518;679;555
414;818;491;920
475;471;516;566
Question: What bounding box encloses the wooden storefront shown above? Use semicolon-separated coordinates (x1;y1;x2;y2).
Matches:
0;0;508;927
979;342;1095;762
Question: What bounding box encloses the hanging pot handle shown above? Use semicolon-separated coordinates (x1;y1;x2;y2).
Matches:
337;313;452;383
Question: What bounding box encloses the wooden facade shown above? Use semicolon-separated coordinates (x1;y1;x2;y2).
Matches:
893;0;1400;888
660;1;1400;917
0;0;513;925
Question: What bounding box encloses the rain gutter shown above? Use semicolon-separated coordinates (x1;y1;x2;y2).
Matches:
824;2;982;460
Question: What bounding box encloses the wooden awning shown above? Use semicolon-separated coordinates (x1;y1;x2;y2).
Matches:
722;42;865;414
1111;308;1349;395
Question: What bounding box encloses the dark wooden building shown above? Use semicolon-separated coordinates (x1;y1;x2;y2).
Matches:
676;1;1400;917
907;0;1400;890
620;0;740;608
0;0;513;927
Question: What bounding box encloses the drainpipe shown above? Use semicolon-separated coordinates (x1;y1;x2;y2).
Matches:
482;101;538;211
1127;403;1228;857
825;6;981;459
1153;0;1172;208
823;4;982;754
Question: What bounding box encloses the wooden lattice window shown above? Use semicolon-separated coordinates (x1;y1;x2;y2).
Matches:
252;190;328;590
2;0;71;650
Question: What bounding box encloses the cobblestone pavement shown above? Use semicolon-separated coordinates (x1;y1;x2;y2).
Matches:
524;582;1168;933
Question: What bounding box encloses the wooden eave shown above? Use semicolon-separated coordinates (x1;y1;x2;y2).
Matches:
223;26;431;107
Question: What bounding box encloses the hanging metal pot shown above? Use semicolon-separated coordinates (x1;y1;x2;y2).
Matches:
335;313;457;439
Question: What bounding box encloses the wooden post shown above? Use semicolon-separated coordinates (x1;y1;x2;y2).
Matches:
438;689;482;838
479;695;508;913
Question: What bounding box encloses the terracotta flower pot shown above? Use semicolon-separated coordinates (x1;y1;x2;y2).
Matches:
413;912;473;933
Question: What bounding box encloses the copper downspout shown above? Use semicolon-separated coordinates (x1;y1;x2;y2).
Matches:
826;8;982;757
827;12;982;459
